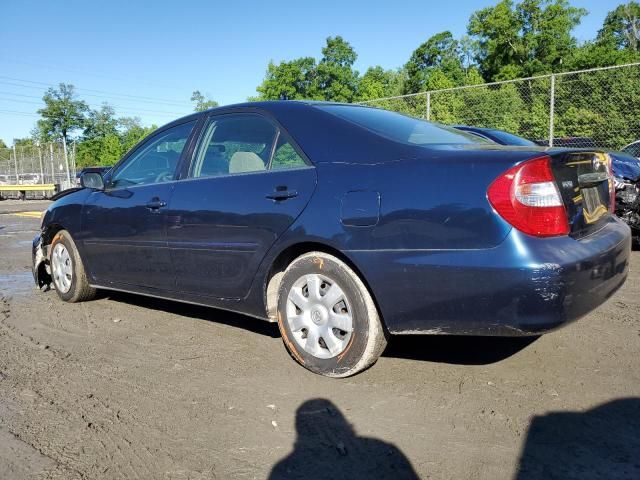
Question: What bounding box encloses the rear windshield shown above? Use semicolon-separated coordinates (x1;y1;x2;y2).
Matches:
317;104;488;146
487;129;537;146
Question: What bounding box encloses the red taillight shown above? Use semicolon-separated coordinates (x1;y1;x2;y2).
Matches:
488;156;570;237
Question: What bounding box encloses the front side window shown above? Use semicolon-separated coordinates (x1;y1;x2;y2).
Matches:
191;114;277;178
110;121;195;188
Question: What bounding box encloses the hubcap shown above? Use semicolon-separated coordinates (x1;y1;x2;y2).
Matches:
51;243;73;293
286;273;353;359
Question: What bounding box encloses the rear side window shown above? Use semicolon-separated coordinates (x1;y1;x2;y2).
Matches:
317;105;488;146
271;135;307;170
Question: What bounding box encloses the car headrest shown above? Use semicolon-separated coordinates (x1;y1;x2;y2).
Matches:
229;152;265;174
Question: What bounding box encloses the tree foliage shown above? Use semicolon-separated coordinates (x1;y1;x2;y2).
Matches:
468;0;587;80
404;31;466;93
358;67;403;101
255;36;362;102
256;57;319;100
191;91;219;111
76;112;156;168
598;1;640;51
37;83;89;144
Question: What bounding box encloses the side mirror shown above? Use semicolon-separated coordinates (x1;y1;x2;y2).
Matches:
80;172;105;190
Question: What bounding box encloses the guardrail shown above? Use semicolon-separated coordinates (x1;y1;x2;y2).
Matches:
0;183;58;200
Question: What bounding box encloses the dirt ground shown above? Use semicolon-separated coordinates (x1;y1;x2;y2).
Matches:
0;199;638;480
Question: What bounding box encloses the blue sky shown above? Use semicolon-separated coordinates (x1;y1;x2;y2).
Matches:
0;0;619;145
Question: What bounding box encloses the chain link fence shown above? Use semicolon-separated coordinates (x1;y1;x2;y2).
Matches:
360;62;640;151
0;143;77;199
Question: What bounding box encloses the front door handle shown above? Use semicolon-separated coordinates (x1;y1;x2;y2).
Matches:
266;189;298;201
145;199;167;210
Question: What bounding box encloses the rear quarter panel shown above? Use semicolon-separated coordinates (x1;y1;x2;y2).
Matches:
289;151;528;252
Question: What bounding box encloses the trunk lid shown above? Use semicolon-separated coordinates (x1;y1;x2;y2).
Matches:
550;150;614;239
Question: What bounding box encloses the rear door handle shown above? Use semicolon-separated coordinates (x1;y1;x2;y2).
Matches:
145;199;167;210
266;190;298;201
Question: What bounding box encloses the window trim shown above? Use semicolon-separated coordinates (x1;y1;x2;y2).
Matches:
104;118;198;191
186;111;312;180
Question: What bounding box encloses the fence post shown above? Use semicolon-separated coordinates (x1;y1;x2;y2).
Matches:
12;145;18;183
49;143;55;185
426;91;431;121
62;135;71;187
549;74;556;147
38;146;44;184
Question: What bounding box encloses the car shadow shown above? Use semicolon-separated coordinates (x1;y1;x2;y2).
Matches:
101;291;280;338
99;291;536;365
382;334;538;365
515;398;640;479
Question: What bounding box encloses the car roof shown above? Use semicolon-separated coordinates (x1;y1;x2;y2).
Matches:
161;100;369;129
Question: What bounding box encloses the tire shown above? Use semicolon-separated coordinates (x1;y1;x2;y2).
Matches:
50;230;96;303
276;252;387;377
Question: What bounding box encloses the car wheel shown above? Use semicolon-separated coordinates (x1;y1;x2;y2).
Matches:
50;230;96;303
276;252;387;377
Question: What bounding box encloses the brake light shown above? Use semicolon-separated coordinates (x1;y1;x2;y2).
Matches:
488;156;569;237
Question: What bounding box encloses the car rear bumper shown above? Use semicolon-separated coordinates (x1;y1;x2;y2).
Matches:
348;217;631;335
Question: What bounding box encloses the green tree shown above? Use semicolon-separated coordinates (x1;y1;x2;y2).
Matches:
468;0;586;81
254;36;360;102
75;115;156;168
118;117;156;153
357;66;403;101
255;57;319;100
84;104;119;140
190;91;219;112
316;36;360;102
404;31;465;93
37;83;88;145
597;1;640;51
12;138;34;147
76;134;124;167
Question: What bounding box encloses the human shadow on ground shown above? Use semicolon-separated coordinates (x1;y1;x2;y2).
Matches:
101;291;537;364
269;398;420;480
515;398;640;480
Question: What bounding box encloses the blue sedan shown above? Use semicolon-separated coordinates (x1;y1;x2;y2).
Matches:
33;102;631;377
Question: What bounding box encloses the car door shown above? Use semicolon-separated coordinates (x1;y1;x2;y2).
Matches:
80;119;197;290
167;112;316;299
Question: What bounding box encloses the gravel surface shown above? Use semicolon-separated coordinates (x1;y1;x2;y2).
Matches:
0;200;638;479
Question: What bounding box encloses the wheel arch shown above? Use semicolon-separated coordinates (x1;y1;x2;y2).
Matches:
42;223;66;246
263;241;386;330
